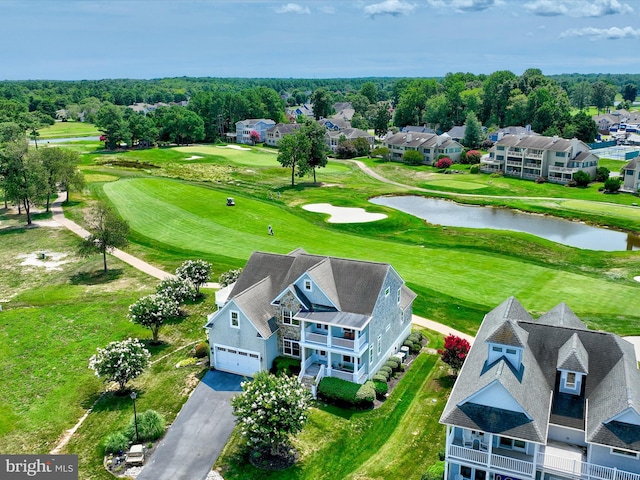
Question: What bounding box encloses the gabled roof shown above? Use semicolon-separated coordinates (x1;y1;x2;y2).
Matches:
486;320;529;348
266;123;301;135
537;302;587;330
232;276;279;339
227;250;413;319
442;296;640;452
557;333;589;374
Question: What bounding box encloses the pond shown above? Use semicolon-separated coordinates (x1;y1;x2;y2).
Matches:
370;195;640;251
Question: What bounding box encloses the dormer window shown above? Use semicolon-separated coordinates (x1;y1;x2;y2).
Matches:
566;372;576;388
488;344;522;370
304;280;312;292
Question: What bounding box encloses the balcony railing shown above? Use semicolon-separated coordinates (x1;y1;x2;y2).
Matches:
523;163;542;169
306;332;328;345
525;152;543;159
548;165;578;174
447;443;640;480
506;160;523;167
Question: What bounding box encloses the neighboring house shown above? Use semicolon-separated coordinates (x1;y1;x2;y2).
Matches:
488;126;538;143
204;249;416;385
326;128;375;152
265;123;301;147
622;157;640;192
440;296;640;480
286;104;314;121
593;110;640;134
235;118;276;144
319;117;351;131
332;102;355;122
401;125;436;134
383;131;463;164
481;135;598;184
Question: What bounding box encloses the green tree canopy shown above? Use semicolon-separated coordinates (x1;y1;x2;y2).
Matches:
277;132;311;186
463;112;484;149
78;202;130;272
89;338;150;393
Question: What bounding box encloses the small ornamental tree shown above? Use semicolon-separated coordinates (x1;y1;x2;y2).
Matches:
128;293;180;343
573;170;591;187
402;149;424;165
78;202;130;273
595;166;611;183
89;338;150;393
218;268;243;287
156;277;196;303
438;334;471;376
436;157;453;169
604;177;622;193
249;130;261;145
464;150;482;165
175;259;212;294
231;371;312;459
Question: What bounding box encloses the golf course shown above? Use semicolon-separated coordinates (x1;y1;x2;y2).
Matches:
3;139;640;479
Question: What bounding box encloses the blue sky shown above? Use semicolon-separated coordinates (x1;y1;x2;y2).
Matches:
1;0;639;80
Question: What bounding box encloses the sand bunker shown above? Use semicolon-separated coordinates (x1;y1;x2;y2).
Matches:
184;155;203;160
634;276;640;282
17;252;71;270
217;145;251;151
303;203;387;224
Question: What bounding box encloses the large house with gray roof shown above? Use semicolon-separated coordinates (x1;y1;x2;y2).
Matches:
440;297;640;480
481;135;598;184
204;249;416;386
383;131;463;164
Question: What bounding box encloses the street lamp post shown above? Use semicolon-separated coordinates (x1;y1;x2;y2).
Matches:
130;391;139;443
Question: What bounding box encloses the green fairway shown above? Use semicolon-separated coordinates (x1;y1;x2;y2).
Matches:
39;121;100;139
102;177;640;330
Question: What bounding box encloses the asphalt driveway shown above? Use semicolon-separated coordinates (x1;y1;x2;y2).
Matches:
136;370;243;480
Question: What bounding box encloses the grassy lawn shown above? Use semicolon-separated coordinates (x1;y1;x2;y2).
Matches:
39;121;100;139
0;221;213;478
216;349;448;480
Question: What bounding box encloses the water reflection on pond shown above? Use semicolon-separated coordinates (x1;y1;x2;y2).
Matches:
370;195;640;251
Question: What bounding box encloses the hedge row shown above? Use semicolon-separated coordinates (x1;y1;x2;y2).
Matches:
317;377;375;408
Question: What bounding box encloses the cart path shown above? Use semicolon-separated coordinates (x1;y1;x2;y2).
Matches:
50;193;220;289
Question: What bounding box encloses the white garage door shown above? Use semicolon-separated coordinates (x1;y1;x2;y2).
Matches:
213;345;261;377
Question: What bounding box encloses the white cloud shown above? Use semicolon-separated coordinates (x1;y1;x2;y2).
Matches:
524;0;633;17
363;0;416;17
427;0;502;12
320;5;336;14
274;3;311;14
560;26;640;39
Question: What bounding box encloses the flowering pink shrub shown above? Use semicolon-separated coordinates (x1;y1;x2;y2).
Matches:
465;150;482;163
436;157;452;169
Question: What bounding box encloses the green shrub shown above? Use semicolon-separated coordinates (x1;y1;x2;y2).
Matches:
372;373;388;383
377;369;391;381
318;377;375;408
176;357;197;368
270;356;301;376
380;365;393;376
385;359;399;371
194;342;209;358
421;461;445;480
124;410;165;443
373;380;388;398
104;432;130;454
469;164;480;173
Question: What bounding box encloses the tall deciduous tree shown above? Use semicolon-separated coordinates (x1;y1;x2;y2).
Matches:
360;81;378;104
622;83;638;103
40;146;84;210
231;371;312;458
89;338;150;393
96;104;130;150
310;88;332;120
3;140;47;225
591;81;616;113
300;120;328;183
462;112;484;149
126;110;158;148
78;203;130;272
277;132;311;186
369;102;392;138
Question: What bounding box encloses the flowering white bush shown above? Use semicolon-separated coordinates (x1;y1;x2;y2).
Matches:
89;338;150;392
128;293;180;343
231;371;312;456
218;268;243;288
175;259;212;294
156;277;196;303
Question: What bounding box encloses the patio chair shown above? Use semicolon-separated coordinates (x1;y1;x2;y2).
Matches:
463;429;473;448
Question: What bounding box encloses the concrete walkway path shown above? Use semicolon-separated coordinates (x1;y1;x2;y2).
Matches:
136;370;243;480
50;193;220;288
412;314;475;345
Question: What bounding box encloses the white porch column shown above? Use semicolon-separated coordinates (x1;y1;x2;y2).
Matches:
300;320;306;343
